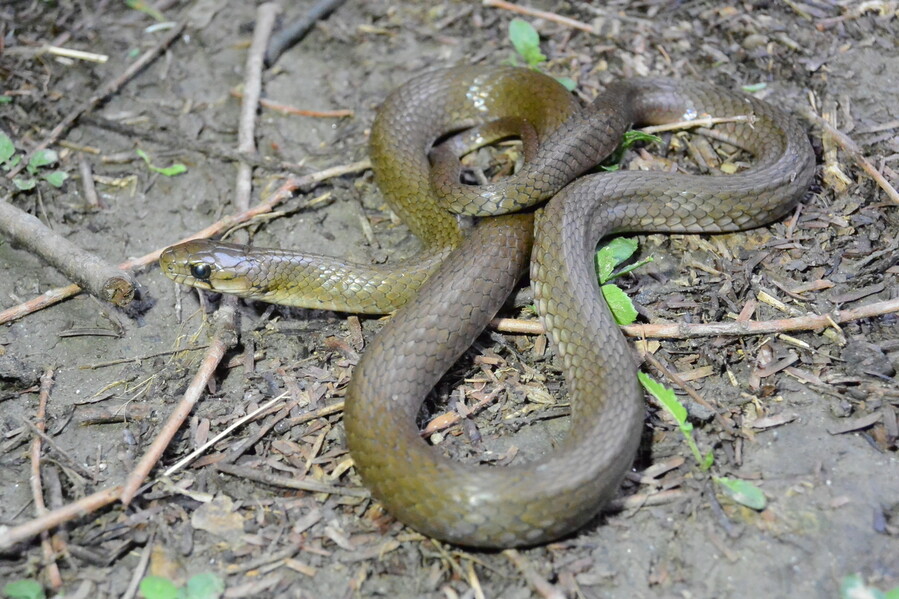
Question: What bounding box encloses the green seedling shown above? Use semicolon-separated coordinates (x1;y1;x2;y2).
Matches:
639;372;713;469
601;130;663;172
639;372;770;509
840;573;899;599
2;579;45;599
139;573;224;599
507;19;576;91
124;0;166;22
595;237;652;325
714;476;767;510
136;149;187;176
0;132;69;190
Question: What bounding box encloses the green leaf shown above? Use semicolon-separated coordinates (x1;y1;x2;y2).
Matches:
601;284;638;325
136;148;188;176
0;95;12;104
741;82;767;93
555;76;577;91
2;579;46;599
639;372;686;425
715;477;767;510
124;0;166;22
13;177;36;191
0;132;16;165
139;576;181;599
43;171;69;187
601;129;663;171
638;372;710;467
885;586;899;599
595;237;639;283
620;129;662;149
840;574;888;599
28;148;59;171
508;19;546;67
184;573;225;599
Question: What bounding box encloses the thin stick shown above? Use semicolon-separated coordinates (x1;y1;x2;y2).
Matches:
0;485;124;551
483;0;594;33
5;23;185;181
119;326;233;504
491;297;899;339
803;107;899;205
503;549;566;599
0;159;369;325
230;88;354;118
0;199;136;306
120;3;280;505
162;394;288;477
214;463;368;497
30;369;62;589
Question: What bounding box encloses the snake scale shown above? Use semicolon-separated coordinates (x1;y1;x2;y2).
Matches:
160;66;815;547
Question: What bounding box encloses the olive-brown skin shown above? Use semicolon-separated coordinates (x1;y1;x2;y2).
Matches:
160;66;815;548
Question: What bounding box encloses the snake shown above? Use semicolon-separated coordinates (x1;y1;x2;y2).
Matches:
160;66;815;548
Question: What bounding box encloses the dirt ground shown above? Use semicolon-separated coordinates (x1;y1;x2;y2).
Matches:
1;1;898;598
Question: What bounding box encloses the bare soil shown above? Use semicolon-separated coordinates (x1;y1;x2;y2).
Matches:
1;1;897;598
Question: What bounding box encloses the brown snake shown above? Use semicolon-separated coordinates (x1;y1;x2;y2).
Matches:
160;66;815;547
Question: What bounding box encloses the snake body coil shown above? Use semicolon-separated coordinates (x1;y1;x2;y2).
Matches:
161;66;815;548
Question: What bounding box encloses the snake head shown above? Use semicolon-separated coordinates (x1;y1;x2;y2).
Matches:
159;239;259;296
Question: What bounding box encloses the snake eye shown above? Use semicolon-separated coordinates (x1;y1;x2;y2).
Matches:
190;263;212;281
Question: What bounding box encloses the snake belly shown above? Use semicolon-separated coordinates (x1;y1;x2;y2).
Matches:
160;66;815;548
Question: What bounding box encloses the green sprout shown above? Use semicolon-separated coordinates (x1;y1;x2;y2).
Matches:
595;237;652;325
136;149;187;176
139;573;224;599
601;130;663;172
2;579;45;599
840;573;899;599
124;0;166;22
639;372;770;510
0;132;69;191
507;19;576;91
638;371;713;469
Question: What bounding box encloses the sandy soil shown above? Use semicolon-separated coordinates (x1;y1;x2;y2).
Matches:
1;1;897;598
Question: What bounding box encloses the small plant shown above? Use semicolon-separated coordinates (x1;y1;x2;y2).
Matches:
139;573;224;599
601;130;663;172
840;573;899;599
638;372;769;510
507;19;576;90
2;579;45;599
595;237;652;325
136;149;187;176
0;132;68;191
639;372;713;469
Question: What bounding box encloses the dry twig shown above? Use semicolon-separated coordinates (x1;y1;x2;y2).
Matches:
804;107;899;205
483;0;595;33
0;199;137;306
30;369;63;589
120;3;281;504
491;297;899;339
0;159;369;325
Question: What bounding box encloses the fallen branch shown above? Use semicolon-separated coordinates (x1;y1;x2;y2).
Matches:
30;369;62;589
483;0;595;33
120;2;281;504
0;199;136;306
0;485;123;552
491;297;899;339
803;107;899;205
0;159;369;325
